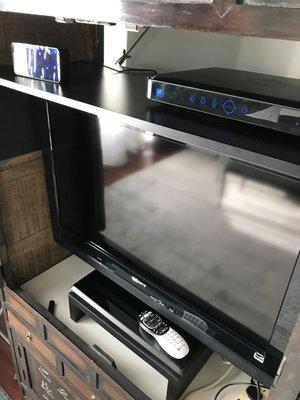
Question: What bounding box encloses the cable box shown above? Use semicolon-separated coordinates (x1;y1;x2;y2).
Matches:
69;270;212;400
147;68;300;135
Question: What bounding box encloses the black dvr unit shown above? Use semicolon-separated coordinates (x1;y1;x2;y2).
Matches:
69;270;212;400
147;68;300;135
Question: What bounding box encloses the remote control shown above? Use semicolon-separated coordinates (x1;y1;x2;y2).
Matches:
138;311;189;359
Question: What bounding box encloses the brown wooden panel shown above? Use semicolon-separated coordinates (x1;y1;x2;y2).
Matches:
0;151;48;246
29;360;83;400
120;2;300;40
0;150;70;284
4;288;40;332
0;150;43;184
7;309;56;367
11;328;83;400
7;227;70;284
65;366;102;400
0;171;50;245
100;374;134;400
46;325;91;378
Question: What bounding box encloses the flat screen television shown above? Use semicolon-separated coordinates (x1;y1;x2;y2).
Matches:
44;102;300;387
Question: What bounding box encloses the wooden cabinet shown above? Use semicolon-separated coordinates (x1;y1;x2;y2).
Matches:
10;328;86;400
3;286;148;400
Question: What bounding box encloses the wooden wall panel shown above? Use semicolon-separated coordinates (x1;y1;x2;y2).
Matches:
0;151;69;285
0;166;50;245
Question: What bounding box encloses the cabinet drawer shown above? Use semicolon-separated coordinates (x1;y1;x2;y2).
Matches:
27;350;83;400
98;374;133;400
65;366;104;400
4;289;40;332
7;309;56;367
46;325;90;377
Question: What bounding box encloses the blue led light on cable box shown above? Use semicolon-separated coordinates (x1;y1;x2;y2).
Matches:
155;87;165;98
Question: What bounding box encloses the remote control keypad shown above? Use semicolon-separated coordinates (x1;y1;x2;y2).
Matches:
164;328;187;351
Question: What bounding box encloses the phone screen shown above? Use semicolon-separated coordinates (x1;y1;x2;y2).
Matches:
12;43;61;83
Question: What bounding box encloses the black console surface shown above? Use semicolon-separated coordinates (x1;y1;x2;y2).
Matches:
0;63;299;171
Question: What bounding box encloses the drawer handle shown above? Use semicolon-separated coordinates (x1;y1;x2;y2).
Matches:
26;332;32;342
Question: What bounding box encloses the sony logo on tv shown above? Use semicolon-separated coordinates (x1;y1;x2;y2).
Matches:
131;276;147;288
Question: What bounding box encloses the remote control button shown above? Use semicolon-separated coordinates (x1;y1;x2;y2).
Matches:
143;313;162;329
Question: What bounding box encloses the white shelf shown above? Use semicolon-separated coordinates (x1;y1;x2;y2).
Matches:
22;255;250;400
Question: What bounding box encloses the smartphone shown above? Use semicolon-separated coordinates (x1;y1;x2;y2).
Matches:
11;42;68;83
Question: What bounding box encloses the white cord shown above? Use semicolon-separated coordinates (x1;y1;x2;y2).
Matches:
184;364;235;400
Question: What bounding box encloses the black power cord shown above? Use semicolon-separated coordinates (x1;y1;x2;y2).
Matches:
213;381;263;400
103;64;157;75
72;61;157;77
115;27;150;66
101;63;157;77
257;381;262;400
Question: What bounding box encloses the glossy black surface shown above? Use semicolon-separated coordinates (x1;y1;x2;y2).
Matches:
47;101;300;364
0;86;45;161
149;79;300;135
0;63;300;168
155;68;300;107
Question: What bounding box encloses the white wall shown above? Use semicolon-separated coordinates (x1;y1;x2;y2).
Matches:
104;26;300;78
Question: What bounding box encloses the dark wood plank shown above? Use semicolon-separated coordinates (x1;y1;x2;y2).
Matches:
4;288;40;333
1;1;300;40
7;309;57;367
120;2;300;40
46;323;91;377
65;366;102;400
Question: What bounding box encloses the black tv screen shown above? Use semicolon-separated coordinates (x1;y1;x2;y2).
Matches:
46;102;300;385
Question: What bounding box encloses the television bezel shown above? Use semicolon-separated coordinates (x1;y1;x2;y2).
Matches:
43;102;300;388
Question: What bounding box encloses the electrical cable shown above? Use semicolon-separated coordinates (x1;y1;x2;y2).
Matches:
256;380;262;400
214;382;258;400
102;63;157;75
184;364;235;400
250;378;263;400
120;67;158;75
71;61;157;76
115;27;150;66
